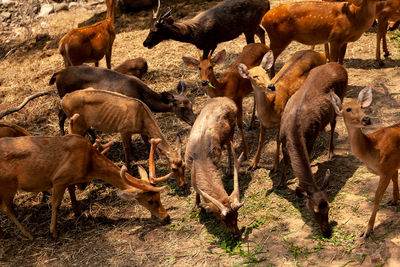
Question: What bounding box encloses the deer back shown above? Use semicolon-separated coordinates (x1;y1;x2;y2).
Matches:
0;121;30;138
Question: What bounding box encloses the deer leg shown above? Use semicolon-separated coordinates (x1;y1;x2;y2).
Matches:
329;42;340;63
50;184;67;239
388;170;399;206
1;192;33;240
272;127;280;172
85;128;97;143
67;185;81;216
376;19;388;66
236;101;250;159
95;61;99;67
248;95;257;130
58;109;67;135
121;133;133;165
361;174;391;238
338;43;347;65
381;19;390;58
106;47;112;69
255;25;266;44
278;145;290;188
328;117;337;160
227;141;233;176
244;31;255;44
249;124;267;170
195;192;200;206
141;134;151;152
324;43;330;62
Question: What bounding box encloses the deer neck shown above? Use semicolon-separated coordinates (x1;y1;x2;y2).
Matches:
166;22;194;43
206;71;224;97
353;0;376;26
253;86;276;126
345;124;373;161
194;160;229;201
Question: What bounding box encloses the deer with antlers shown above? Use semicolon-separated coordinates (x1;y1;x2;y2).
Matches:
238;50;327;170
143;0;269;59
185;97;244;238
61;88;186;187
0;133;171;239
59;0;116;68
331;87;400;238
183;43;270;157
262;0;377;76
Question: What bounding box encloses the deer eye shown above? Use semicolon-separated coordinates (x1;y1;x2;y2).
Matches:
148;200;154;205
346;107;352;112
253;75;258;79
198;67;201;70
208;66;213;70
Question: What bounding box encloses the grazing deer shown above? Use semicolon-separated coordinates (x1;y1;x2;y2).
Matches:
185;97;244;238
59;0;116;68
143;0;269;59
0;134;171;239
262;0;377;76
183;43;270;157
61;89;186;187
238;50;327;170
277;62;348;237
114;58;148;79
49;65;195;135
331;87;400;238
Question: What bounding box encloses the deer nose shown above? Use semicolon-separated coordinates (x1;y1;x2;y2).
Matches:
201;80;208;86
267;84;276;92
163;215;171;224
362;117;371;126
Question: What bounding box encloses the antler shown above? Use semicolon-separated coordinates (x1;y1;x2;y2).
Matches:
152;0;161;20
192;162;229;216
159;7;171;22
229;142;244;210
120;165;165;192
149;138;172;184
93;139;113;155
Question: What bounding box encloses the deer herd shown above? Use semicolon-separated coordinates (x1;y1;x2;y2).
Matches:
0;0;400;243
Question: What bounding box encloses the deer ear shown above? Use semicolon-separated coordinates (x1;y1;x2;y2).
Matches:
358;86;373;108
237;63;249;79
182;57;199;69
177;80;187;95
321;169;331;190
212;50;226;65
296;186;310;199
165;16;174;24
261;51;274;71
330;92;343;116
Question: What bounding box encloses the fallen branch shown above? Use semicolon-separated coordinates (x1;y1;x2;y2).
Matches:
0;91;51;119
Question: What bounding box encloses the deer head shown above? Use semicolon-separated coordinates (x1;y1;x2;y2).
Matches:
331;86;373;128
160;80;196;126
192;143;244;238
182;50;226;90
143;0;174;49
238;50;275;92
296;169;332;238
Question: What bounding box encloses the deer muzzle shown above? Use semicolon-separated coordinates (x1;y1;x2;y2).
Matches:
362;117;371;126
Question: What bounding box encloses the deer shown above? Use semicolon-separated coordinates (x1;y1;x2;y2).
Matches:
262;0;377;76
143;0;269;59
183;43;270;157
58;0;116;69
114;58;148;79
0;121;30;138
276;62;348;237
0;134;171;239
185;97;244;238
61;88;186;187
330;87;400;238
238;50;327;170
49;65;195;136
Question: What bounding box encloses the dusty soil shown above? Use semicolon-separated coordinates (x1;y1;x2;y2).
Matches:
0;0;400;266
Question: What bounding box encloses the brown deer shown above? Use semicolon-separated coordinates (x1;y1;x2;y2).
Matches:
50;65;195;135
262;0;377;76
330;87;400;238
277;62;348;237
58;0;116;68
183;43;270;157
0;134;171;239
143;0;269;59
114;58;148;79
61;89;186;187
0;121;30;138
185;97;244;238
238;50;327;170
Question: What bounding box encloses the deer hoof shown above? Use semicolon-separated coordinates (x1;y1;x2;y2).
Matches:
387;200;398;206
378;61;384;67
360;231;371;239
384;52;390;58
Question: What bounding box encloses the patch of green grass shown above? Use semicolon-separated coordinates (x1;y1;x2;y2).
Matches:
283;237;309;260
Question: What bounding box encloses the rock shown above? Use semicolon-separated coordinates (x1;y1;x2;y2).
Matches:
40;21;49;29
38;3;54;18
68;2;78;9
54;3;68;12
0;11;11;20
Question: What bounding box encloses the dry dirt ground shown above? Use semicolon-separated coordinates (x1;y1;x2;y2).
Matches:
1;0;400;266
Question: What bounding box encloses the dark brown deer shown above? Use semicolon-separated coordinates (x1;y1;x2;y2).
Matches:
59;0;116;68
185;97;244;238
262;0;377;76
114;58;148;79
331;86;400;238
238;50;326;170
0;134;171;239
278;62;348;237
143;0;269;59
183;43;270;157
49;65;195;135
61;89;186;187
